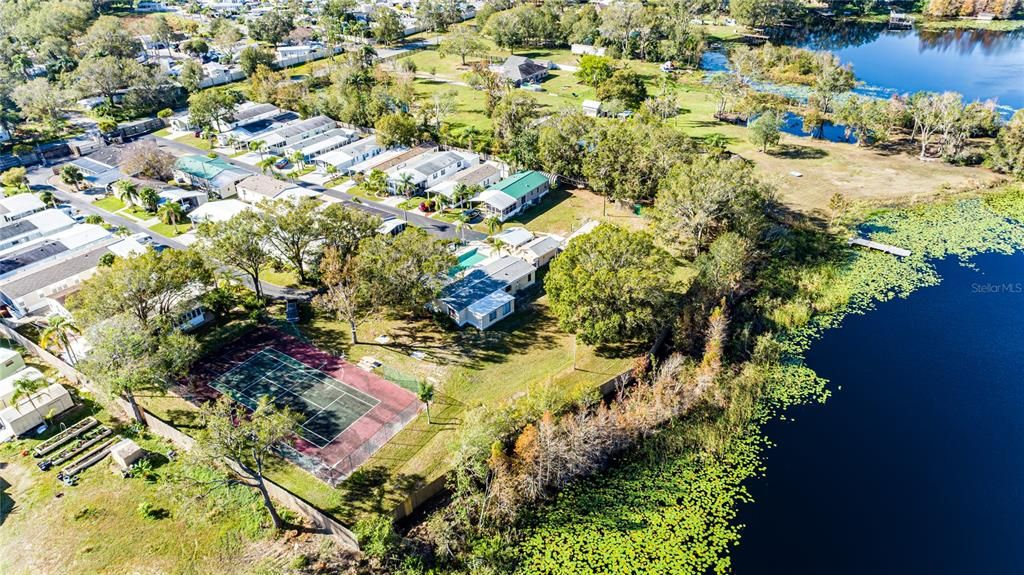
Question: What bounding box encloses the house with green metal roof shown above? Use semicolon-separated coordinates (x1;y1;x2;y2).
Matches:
173;155;248;197
471;171;550;222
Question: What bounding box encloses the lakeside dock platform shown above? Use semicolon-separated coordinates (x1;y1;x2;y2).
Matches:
848;237;912;257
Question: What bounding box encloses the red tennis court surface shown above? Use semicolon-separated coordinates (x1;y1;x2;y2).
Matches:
187;327;420;484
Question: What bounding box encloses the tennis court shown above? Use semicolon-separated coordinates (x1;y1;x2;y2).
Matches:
210;347;380;449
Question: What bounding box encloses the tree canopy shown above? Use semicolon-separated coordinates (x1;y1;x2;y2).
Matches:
545;225;676;345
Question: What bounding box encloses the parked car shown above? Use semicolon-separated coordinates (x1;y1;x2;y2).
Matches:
274;157;289;169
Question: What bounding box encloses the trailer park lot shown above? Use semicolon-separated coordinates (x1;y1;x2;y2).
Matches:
4;105;645;518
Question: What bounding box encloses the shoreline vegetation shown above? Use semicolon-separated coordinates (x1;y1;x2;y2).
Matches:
514;181;1024;573
847;13;1024;32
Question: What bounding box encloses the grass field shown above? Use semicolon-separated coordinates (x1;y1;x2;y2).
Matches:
92;196;125;212
134;298;634;523
0;399;281;575
661;75;1000;215
502;186;646;236
149;222;191;237
261;268;305;289
122;206;155;221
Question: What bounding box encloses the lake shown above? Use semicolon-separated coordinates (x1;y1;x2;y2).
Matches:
780;22;1024;113
733;252;1024;574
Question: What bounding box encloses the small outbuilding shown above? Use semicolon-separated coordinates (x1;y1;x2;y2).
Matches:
0;383;74;439
110;438;146;470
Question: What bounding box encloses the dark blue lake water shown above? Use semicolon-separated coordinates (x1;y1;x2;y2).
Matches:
733;252;1024;574
784;23;1024;113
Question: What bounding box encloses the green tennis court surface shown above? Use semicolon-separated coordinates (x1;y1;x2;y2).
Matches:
210;348;380;448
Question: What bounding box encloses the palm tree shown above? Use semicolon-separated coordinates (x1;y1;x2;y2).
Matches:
398;172;415;197
114;180;140;207
357;43;376;67
248;139;267;160
257;156;277;175
490;237;509;256
454;183;479;209
463;126;479;152
365;169;388;197
158;201;185;229
39;190;56;208
484;215;503;236
40;315;79;363
454;213;470;243
60;165;85;191
290;150;305;169
10;375;45;423
417;380;435;424
201;126;216;149
139;187;160;213
435;191;451;213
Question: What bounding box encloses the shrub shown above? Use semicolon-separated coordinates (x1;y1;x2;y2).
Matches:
353;514;399;561
137;501;156;519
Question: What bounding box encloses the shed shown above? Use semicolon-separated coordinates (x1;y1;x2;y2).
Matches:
0;367;44;408
0;383;74;437
0;348;26;380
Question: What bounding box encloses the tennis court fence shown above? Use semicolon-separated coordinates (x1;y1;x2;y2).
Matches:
279;398;422;487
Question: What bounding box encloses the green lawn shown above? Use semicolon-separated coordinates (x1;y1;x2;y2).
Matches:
149;222;192;237
260;267;314;289
397;197;426;211
125;206;156;220
502;186;646;236
92;196;125;212
173;133;215;151
324;176;351;188
0;398;276;575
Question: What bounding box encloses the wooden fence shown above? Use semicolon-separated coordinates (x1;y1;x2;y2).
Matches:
0;320;358;549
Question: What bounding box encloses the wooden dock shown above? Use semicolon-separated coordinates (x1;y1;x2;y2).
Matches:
848;237;911;257
889;11;913;29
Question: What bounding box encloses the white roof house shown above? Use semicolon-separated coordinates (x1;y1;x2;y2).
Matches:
491;227;534;248
107;236;149;258
188;199;253;224
0;209;76;252
474;188;518;213
158;188;208;212
315;135;382;172
0;237;120;318
284;128;359;161
345;145;404;175
234;174;305;204
438;255;537;330
517;235;562;267
0;347;23;376
0;194;45;223
0;367;44;408
263;115;337;150
0;223;112;280
387;151;473;193
218;110;301;147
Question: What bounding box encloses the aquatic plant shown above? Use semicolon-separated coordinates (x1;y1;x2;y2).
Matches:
516;187;1024;575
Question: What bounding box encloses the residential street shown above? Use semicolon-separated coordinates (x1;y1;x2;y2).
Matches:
27;165;309;300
